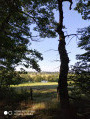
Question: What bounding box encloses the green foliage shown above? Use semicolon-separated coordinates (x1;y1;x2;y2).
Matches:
72;0;90;97
20;73;34;83
76;26;90;62
74;0;90;20
47;75;58;82
0;0;55;88
19;0;58;38
0;0;59;88
75;0;90;62
71;63;90;96
0;69;23;87
20;72;59;83
0;0;44;71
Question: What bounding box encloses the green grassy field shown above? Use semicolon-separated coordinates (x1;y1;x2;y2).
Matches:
11;82;58;87
11;82;59;119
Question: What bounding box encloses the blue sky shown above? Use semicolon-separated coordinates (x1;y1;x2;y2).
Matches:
16;0;90;72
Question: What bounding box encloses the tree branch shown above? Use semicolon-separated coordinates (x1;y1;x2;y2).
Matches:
65;34;82;37
43;49;58;53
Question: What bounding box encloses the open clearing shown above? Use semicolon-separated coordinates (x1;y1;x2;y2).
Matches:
9;82;60;119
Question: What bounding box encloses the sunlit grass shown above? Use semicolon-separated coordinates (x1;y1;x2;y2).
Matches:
12;82;59;119
32;102;46;110
11;82;58;87
11;81;75;88
10;81;76;119
39;89;56;94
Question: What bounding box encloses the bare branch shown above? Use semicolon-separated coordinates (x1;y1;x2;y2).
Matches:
31;39;43;42
43;49;58;53
66;36;75;45
52;60;60;62
65;34;82;37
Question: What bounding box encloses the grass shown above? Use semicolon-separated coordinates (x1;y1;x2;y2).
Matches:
10;82;59;119
11;82;58;103
0;82;59;119
2;82;90;119
11;81;74;88
11;82;58;87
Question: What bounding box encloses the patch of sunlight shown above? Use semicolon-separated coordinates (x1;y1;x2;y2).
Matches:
11;82;58;87
40;89;56;94
45;99;59;109
31;102;46;111
33;89;56;94
68;81;75;84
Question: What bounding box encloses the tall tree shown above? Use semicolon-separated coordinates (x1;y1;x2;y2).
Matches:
56;1;78;118
56;0;71;109
74;0;90;64
72;0;90;95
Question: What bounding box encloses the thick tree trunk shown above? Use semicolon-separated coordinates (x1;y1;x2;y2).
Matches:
58;38;70;108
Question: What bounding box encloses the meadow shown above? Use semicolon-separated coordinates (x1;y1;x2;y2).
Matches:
0;72;90;119
11;82;90;119
1;82;60;119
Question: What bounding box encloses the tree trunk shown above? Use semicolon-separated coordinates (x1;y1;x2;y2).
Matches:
57;0;70;109
56;1;77;119
58;38;70;108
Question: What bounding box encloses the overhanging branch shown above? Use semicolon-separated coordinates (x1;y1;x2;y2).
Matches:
65;34;82;37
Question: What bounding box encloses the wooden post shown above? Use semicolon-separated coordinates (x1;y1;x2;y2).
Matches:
30;88;33;100
24;89;27;105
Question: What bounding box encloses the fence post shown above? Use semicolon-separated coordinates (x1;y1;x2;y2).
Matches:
30;88;33;100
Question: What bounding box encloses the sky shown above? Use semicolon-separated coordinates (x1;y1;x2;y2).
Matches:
16;0;90;72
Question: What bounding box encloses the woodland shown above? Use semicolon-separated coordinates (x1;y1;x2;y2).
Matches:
0;0;90;119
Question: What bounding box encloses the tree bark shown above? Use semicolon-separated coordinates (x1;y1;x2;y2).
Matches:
58;39;70;108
